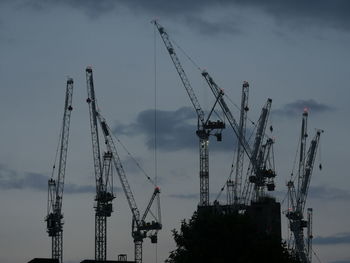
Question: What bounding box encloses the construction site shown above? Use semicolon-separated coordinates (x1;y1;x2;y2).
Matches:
24;21;326;263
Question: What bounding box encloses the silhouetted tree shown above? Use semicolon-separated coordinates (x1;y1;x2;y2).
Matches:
166;209;300;263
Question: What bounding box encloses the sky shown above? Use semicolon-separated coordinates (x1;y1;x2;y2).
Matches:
0;1;350;263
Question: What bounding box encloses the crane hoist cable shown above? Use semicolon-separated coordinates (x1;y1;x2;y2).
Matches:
111;132;156;187
93;95;156;187
290;128;302;183
154;24;160;263
50;125;63;179
171;37;202;72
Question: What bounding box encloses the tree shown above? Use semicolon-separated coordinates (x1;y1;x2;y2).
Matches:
166;208;300;263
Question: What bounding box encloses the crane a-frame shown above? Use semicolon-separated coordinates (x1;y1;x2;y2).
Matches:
86;67;161;263
46;78;74;263
286;110;323;263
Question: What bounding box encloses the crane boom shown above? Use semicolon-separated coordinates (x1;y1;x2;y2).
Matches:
153;20;205;125
99;116;141;224
201;71;253;161
86;67;103;192
298;110;308;203
234;81;249;203
46;78;74;263
241;99;273;204
298;130;321;213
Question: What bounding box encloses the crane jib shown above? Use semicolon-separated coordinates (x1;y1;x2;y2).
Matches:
101;121;109;136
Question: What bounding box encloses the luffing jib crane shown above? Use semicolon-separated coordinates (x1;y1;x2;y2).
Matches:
201;71;275;205
154;20;225;207
46;78;74;263
86;67;162;263
86;67;115;261
241;98;275;204
286;110;323;263
227;81;249;205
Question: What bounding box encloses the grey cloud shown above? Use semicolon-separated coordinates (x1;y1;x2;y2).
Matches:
19;0;350;33
168;193;226;201
272;99;334;118
308;185;350;201
274;185;350;202
330;260;350;263
184;16;241;36
168;193;199;200
314;232;350;245
113;107;236;152
0;165;95;194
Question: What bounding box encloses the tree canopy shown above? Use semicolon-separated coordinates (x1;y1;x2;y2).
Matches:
166;208;300;263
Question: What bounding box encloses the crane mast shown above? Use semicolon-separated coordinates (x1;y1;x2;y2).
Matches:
46;78;74;263
86;67;115;261
154;20;224;207
286;110;322;263
86;67;161;263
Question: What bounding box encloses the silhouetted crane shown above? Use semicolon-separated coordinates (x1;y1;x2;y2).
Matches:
46;78;74;263
154;20;225;207
86;67;115;261
86;67;161;263
286;110;323;263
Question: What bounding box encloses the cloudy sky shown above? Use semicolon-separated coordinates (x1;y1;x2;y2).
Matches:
0;1;350;263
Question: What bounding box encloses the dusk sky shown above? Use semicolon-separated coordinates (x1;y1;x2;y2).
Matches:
0;1;350;263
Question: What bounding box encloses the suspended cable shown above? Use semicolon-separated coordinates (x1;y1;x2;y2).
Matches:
95;98;156;186
171;37;202;72
290;132;301;182
214;180;227;202
154;24;158;187
112;132;156;186
317;130;323;170
51;125;63;179
154;25;160;263
312;249;323;263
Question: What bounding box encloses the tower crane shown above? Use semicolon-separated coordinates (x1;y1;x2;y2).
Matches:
86;67;162;263
240;98;274;204
201;71;275;205
154;20;225;207
86;67;115;261
46;78;74;263
286;110;323;263
227;81;249;205
154;20;275;207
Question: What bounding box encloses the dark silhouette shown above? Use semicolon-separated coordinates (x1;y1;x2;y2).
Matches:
166;207;300;263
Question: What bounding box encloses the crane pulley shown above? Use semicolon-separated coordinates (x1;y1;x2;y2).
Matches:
46;78;74;263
